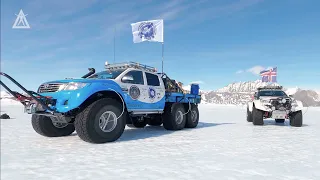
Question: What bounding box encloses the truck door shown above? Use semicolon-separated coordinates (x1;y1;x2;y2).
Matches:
144;72;166;110
118;70;147;111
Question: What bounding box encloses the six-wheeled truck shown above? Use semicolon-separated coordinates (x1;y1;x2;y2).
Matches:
0;62;201;143
246;85;303;127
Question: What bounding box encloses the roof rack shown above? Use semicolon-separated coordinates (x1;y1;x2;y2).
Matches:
105;61;157;72
257;85;283;91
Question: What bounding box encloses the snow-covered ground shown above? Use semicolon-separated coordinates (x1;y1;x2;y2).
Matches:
1;103;319;180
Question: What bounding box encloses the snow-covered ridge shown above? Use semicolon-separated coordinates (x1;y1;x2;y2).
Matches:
201;80;320;107
216;80;280;93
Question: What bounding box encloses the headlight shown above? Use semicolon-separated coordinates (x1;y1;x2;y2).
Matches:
62;82;89;91
281;99;286;103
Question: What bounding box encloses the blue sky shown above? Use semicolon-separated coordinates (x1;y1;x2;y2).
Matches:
1;0;320;92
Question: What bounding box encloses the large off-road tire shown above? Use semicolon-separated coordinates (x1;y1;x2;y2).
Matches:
163;103;186;130
146;115;163;126
275;119;285;123
185;104;199;128
127;116;147;128
290;110;303;127
252;106;264;125
74;98;126;143
246;106;253;122
31;114;75;137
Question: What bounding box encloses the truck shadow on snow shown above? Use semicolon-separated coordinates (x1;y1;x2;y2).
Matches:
117;122;234;142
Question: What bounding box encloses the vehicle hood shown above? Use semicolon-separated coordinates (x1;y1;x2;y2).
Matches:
43;79;116;84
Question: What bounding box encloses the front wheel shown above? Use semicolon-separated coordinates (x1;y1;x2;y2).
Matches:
290;110;303;127
252;106;264;125
74;98;126;143
247;106;253;122
31;114;75;137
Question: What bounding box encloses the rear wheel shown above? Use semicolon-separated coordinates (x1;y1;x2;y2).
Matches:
290;110;303;127
31;114;75;137
252;106;264;125
185;104;199;128
74;98;126;143
163;103;186;130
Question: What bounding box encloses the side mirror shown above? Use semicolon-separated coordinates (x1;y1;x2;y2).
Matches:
122;75;134;82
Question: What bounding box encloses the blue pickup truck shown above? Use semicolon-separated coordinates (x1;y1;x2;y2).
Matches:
0;62;201;143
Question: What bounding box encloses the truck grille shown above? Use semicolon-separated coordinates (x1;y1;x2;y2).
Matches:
270;98;291;110
38;83;65;93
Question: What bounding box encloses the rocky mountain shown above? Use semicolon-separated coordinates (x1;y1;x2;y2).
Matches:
200;80;320;107
292;89;320;107
215;80;280;93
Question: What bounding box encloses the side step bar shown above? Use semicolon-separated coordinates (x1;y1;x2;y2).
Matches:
0;72;55;113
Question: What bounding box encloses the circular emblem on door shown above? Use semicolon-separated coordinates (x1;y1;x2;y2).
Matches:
129;85;140;100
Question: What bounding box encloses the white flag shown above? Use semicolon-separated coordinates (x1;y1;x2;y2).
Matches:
130;19;163;43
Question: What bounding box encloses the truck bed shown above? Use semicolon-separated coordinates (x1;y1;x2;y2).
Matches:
165;92;201;104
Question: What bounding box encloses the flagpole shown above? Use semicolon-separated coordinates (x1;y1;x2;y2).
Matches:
114;26;116;63
161;42;164;74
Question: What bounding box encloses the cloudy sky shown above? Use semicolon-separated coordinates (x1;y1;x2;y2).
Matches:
1;0;319;91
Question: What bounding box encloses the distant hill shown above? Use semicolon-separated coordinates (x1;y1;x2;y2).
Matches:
196;80;320;107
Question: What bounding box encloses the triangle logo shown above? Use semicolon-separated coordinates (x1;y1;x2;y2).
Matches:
12;9;30;29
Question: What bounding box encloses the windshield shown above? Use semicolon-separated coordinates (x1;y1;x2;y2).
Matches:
258;90;288;97
87;70;124;79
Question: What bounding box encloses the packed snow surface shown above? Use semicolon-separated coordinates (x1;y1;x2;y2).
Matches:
1;103;319;180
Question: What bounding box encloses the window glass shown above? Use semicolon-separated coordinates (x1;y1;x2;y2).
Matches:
87;70;124;79
122;70;144;85
145;72;160;86
258;90;287;97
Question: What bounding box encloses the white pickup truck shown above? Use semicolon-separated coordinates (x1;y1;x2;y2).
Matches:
246;86;303;127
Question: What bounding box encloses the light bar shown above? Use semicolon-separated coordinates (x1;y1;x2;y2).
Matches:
257;85;283;90
105;61;157;72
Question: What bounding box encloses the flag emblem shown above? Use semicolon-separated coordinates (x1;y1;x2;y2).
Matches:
260;67;277;82
138;22;156;40
131;19;163;43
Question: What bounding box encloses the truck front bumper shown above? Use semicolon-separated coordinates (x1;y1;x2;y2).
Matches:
25;88;93;115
